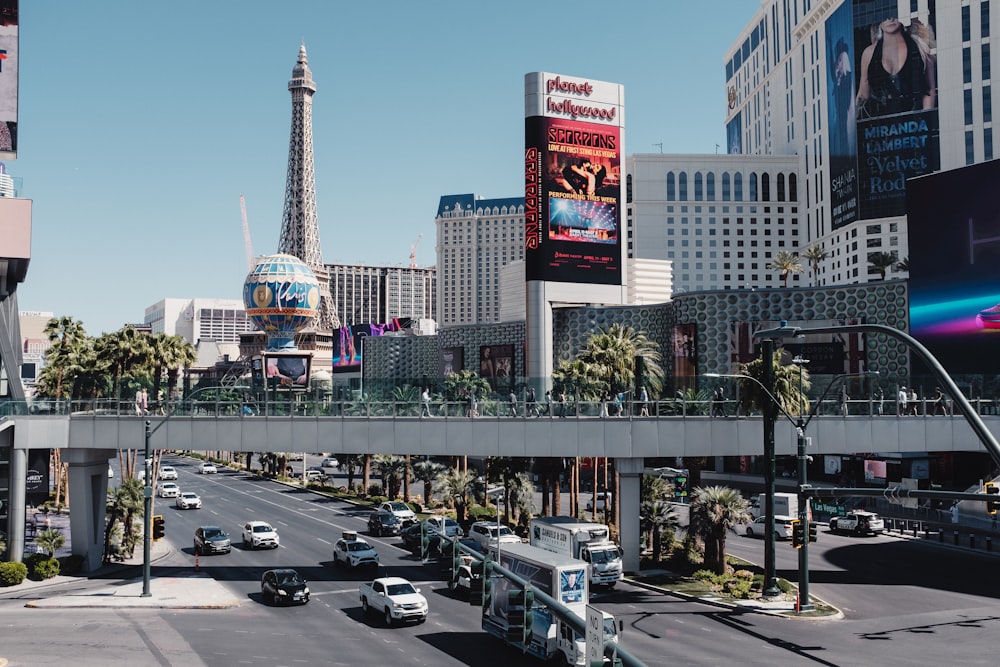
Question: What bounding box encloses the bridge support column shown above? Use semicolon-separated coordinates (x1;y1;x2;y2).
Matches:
616;457;643;573
6;444;27;562
63;449;116;572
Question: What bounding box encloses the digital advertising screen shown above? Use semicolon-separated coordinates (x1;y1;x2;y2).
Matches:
440;346;463;377
671;324;697;389
265;353;312;390
525;72;623;285
332;319;407;373
842;0;939;224
0;0;18;159
480;344;514;387
907;160;1000;375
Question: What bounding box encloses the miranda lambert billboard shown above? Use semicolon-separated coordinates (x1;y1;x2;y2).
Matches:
524;72;624;285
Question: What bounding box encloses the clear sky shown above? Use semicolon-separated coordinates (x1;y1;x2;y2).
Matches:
10;0;761;335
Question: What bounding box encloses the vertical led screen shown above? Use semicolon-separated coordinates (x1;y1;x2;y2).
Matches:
440;346;463;377
907;161;1000;375
825;2;858;228
479;344;514;389
671;324;697;392
840;0;939;225
0;0;18;158
726;112;742;155
525;72;624;285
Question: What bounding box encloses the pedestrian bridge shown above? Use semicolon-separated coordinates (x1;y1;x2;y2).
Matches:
4;406;999;574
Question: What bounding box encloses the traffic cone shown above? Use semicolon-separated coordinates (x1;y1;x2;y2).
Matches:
195;553;199;572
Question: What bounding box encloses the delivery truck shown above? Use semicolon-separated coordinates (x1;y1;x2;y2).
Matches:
529;517;623;587
482;542;617;665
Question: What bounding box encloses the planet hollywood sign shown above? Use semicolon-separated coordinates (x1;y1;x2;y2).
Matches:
545;75;617;121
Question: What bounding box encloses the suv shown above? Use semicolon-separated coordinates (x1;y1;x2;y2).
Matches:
333;531;380;568
379;501;417;525
468;521;520;550
368;510;403;537
424;515;462;538
194;526;231;555
829;510;885;536
744;515;795;540
242;520;280;549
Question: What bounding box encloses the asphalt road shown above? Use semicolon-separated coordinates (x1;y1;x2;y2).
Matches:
5;455;1000;666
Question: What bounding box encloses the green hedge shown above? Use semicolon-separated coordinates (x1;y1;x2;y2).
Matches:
23;552;60;580
0;561;28;586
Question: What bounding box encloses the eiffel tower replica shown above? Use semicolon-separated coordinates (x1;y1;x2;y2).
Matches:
237;44;339;374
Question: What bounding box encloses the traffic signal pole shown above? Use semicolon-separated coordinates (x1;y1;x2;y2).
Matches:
795;423;813;611
142;419;152;597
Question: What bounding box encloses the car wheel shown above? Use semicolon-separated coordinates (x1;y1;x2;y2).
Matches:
384;609;393;627
745;527;755;537
361;597;370;614
854;525;863;536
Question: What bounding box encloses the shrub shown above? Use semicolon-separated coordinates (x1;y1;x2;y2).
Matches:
367;483;382;497
23;552;47;578
0;561;28;586
32;557;60;580
467;504;497;522
723;578;753;599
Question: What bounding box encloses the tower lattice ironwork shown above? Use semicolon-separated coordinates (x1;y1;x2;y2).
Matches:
278;44;340;330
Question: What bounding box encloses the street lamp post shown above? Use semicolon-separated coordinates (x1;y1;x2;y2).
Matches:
760;339;779;597
707;367;876;611
141;385;247;597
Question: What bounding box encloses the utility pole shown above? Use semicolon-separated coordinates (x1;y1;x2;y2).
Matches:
761;339;780;597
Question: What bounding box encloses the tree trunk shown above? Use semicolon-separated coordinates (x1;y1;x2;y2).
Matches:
652;527;662;565
362;455;371;495
552;471;561;516
541;476;550;516
403;454;411;502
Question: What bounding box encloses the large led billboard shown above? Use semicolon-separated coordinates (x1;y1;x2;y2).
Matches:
0;0;18;158
331;319;408;373
265;353;312;390
907;160;1000;375
525;72;624;285
825;0;939;228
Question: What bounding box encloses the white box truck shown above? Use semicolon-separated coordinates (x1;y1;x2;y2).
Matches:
757;492;799;519
483;542;618;665
529;517;623;587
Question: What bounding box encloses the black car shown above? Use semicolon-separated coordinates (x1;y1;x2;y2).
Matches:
438;537;482;572
194;526;232;555
368;510;403;537
400;523;441;556
261;568;310;605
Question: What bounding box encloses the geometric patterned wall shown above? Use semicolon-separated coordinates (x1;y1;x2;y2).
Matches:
363;280;911;391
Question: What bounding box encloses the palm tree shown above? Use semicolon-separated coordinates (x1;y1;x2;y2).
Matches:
552;359;606;406
736;351;810;418
373;454;408;499
147;333;196;408
769;251;804;287
868;251;899;280
640;500;678;565
533;457;569;516
35;528;66;558
801;245;827;286
689;485;749;574
412;459;446;508
337;454;364;493
580;323;665;397
894;255;909;273
487;457;533;524
104;477;143;563
441;468;476;525
641;473;668;502
94;326;153;401
42;316;89;399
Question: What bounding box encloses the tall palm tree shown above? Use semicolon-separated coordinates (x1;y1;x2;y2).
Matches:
487;457;533;524
441;469;476;525
689;485;749;574
801;245;828;286
580;323;665;397
147;333;195;408
41;316;89;399
373;454;408;499
94;326;153;398
338;454;364;493
868;251;899;280
736;351;810;418
640;499;678;565
769;251;804;287
552;358;606;405
412;459;446;508
104;477;144;563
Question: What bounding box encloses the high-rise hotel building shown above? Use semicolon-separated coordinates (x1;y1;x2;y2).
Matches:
328;263;436;326
717;0;998;287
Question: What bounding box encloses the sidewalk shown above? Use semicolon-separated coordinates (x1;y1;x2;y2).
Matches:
0;539;242;609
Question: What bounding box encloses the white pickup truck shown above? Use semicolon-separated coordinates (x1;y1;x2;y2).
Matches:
359;577;429;626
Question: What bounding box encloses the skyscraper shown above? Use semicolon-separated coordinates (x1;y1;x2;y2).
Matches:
278;44;339;330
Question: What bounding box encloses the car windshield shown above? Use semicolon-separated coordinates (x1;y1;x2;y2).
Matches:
204;529;225;538
386;583;416;596
496;526;513;537
347;541;372;552
278;572;303;585
444;519;458;527
253;525;273;533
389;503;409;512
591;549;616;564
381;513;399;523
182;493;196;499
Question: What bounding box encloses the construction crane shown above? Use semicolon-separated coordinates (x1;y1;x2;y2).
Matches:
240;194;255;270
409;233;423;268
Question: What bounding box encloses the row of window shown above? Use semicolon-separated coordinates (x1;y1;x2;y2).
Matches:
665;171;798;202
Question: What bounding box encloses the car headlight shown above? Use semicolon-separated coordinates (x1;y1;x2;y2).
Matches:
277;589;287;596
303;587;309;595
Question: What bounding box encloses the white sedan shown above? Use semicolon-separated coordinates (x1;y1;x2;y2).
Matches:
200;462;218;474
158;482;180;498
175;492;202;509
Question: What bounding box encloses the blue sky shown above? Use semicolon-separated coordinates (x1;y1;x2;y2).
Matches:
10;0;761;335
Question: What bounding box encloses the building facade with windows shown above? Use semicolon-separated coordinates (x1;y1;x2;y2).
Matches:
143;298;255;346
328;263;436;326
723;0;998;286
435;194;526;327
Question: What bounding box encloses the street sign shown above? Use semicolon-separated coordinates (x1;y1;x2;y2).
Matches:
586;604;603;667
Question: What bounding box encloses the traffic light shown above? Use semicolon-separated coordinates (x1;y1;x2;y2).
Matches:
420;520;430;561
152;515;165;541
808;521;818;543
506;588;525;643
522;586;534;649
251;357;264;389
985;481;999;514
791;519;803;548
